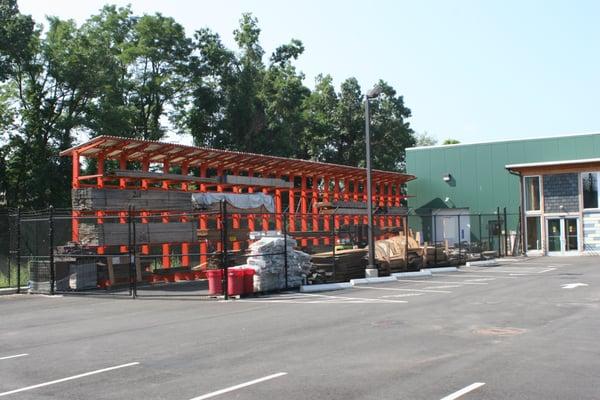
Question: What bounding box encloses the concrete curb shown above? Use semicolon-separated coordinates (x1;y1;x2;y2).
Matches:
0;287;28;295
466;259;499;267
350;276;397;285
423;267;459;273
391;270;432;278
300;282;352;292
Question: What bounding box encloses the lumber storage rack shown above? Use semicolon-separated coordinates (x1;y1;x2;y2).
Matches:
58;135;415;287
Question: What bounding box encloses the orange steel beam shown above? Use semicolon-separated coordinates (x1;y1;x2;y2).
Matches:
72;152;80;242
181;162;190;267
247;169;255;233
199;164;208;267
288;174;295;232
162;160;171;268
300;174;308;247
323;177;330;245
312;176;319;246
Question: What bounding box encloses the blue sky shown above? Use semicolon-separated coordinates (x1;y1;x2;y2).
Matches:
19;0;600;145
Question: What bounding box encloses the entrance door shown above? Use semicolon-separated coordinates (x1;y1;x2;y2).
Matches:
546;218;579;255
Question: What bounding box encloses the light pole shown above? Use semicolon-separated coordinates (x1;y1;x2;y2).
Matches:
365;85;383;278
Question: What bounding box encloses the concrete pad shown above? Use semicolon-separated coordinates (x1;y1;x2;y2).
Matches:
300;282;352;292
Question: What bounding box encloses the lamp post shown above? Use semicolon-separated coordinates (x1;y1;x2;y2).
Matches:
365;85;383;278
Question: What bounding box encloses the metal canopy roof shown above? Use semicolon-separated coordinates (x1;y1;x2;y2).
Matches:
60;135;415;183
506;157;600;171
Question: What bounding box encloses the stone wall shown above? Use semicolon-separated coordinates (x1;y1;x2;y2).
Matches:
543;173;579;213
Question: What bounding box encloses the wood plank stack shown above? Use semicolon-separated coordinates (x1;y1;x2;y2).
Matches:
310;248;368;282
72;188;192;211
78;222;196;246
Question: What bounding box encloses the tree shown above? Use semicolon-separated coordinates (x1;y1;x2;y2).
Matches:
443;138;460;145
415;131;438;146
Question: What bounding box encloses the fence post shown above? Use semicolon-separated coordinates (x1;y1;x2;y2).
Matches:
496;206;501;256
503;207;509;256
478;214;483;259
16;208;21;293
132;206;137;298
330;213;336;282
128;205;133;298
221;201;229;300
519;205;525;255
433;211;437;266
283;211;288;290
49;206;55;295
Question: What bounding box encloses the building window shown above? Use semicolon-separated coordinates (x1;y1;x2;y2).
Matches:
526;216;541;251
582;172;599;209
524;176;540;211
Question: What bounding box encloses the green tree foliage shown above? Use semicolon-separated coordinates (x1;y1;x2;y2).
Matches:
442;138;461;145
0;3;417;209
415;131;438;146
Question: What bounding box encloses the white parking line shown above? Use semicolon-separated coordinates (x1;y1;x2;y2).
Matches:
436;273;517;279
0;362;140;397
395;279;488;285
353;285;452;294
440;382;485;400
189;372;287;400
300;293;408;303
0;353;28;361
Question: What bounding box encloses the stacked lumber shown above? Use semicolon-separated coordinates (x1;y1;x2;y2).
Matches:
72;188;192;211
309;248;369;282
373;235;423;273
78;222;196;246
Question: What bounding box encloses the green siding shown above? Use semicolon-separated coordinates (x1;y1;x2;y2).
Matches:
406;133;600;215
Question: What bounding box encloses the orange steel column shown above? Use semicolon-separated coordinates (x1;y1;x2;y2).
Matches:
275;174;283;231
395;182;402;228
288;174;295;232
323;177;330;245
353;180;360;227
71;152;80;242
343;178;350;227
199;165;208;267
232;168;241;251
300;175;308;246
96;154;105;255
312;176;319;246
216;166;224;252
262;186;270;231
161;160;170;267
387;182;394;232
333;177;340;247
181;162;190;267
119;154;128;253
247;170;255;232
378;182;385;239
362;180;368;226
141;159;150;256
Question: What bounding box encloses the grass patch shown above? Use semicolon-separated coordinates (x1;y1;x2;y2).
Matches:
0;264;29;288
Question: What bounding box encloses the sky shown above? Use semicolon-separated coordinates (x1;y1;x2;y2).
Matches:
18;0;600;145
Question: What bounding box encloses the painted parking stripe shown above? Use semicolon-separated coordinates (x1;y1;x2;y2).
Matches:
0;362;140;397
440;382;485;400
435;273;516;279
395;279;488;285
0;354;28;361
300;293;408;303
189;372;287;400
353;285;452;294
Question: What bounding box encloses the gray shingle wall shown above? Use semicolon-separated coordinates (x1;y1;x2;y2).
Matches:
543;173;579;213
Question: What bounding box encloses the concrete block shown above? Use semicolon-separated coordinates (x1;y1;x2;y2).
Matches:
466;259;499;267
391;270;432;278
300;282;352;292
423;267;459;273
350;276;397;285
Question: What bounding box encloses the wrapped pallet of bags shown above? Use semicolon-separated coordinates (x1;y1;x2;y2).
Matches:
247;235;312;292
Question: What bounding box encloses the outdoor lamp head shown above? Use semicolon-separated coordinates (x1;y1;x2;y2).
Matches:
366;85;383;98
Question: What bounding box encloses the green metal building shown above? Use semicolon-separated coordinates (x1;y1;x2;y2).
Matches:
405;132;600;255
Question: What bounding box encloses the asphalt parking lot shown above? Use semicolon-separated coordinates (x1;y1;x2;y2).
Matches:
1;256;599;399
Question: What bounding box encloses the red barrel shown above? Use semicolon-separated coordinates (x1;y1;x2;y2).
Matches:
207;269;223;295
243;268;255;295
227;268;245;296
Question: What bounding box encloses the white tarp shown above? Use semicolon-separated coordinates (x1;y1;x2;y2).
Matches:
191;192;275;213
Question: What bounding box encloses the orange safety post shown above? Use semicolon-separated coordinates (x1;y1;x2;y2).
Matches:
232;168;241;251
288;174;295;232
323;177;330;245
96;154;105;255
300;175;308;247
119;154;128;253
161;160;170;268
71;152;80;243
140;159;150;256
199;165;208;268
312;176;319;246
181;162;190;267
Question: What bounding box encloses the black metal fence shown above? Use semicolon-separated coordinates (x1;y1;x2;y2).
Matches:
0;205;523;296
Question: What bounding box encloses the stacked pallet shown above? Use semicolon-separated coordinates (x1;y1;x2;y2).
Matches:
310;248;368;282
78;222;196;246
72;188;192;211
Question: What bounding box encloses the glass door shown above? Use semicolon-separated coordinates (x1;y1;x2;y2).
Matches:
546;218;579;255
547;219;562;254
